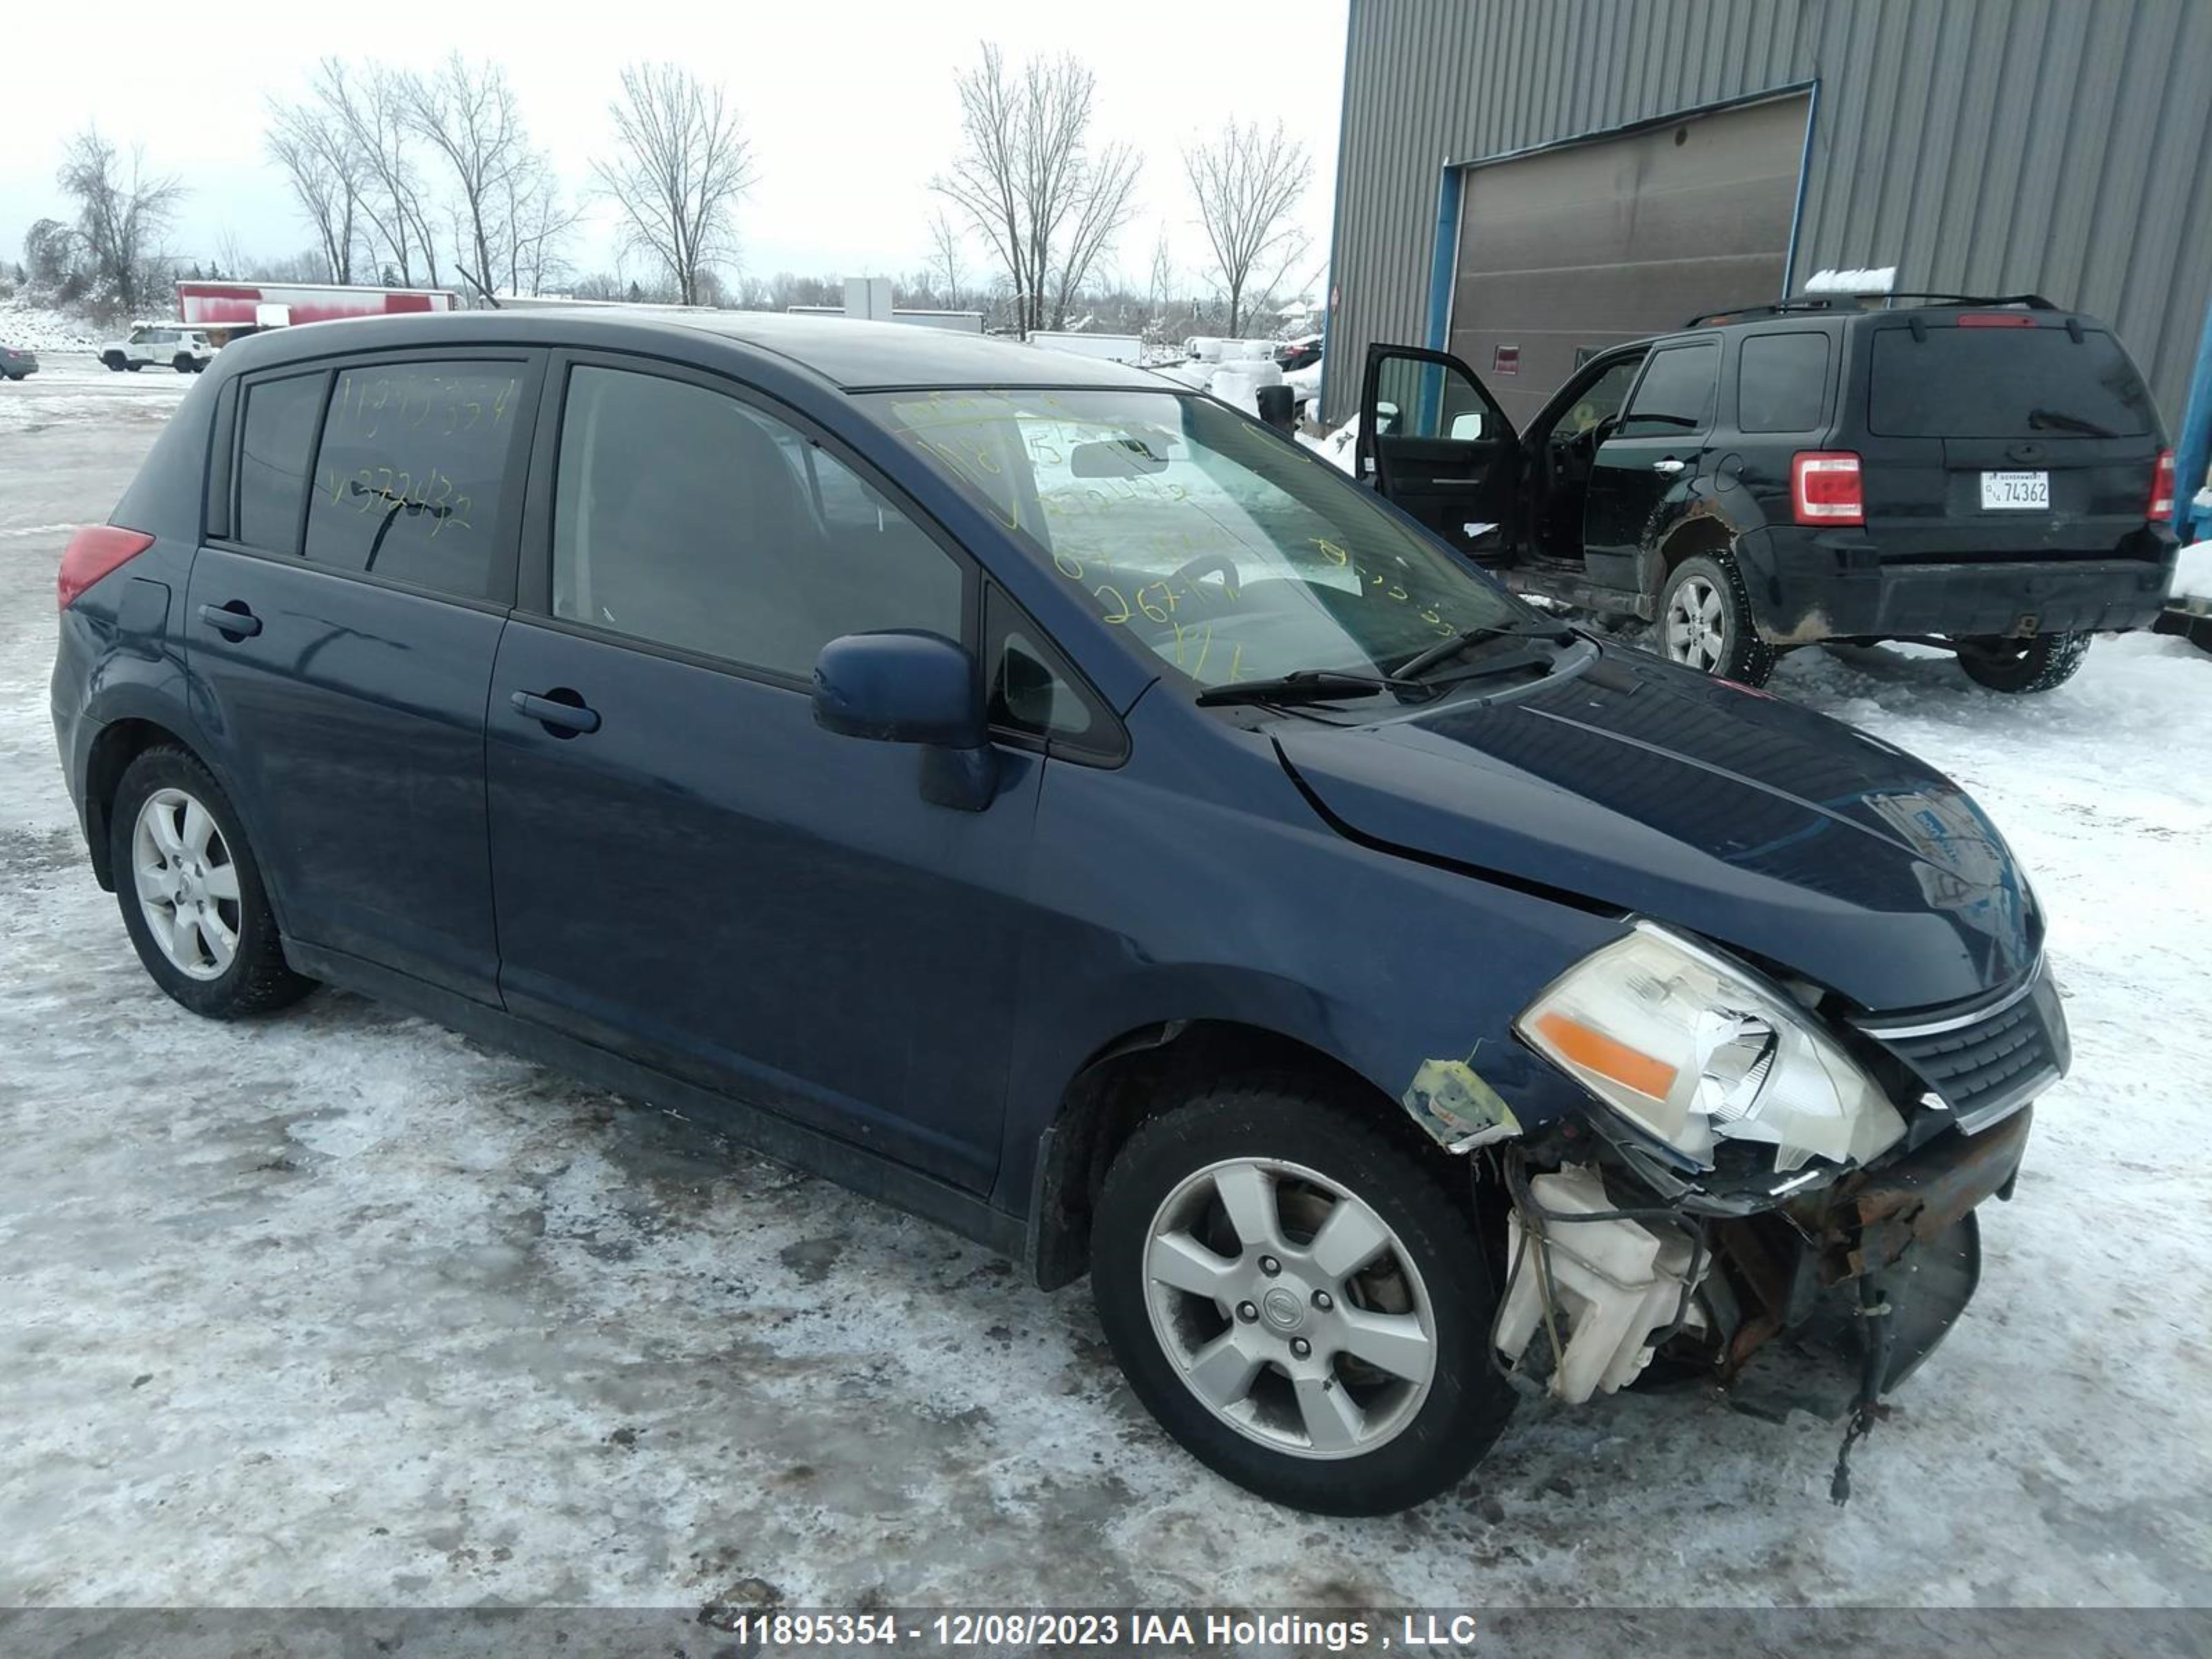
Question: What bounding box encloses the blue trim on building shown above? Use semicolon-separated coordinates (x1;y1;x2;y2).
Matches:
1781;79;1821;296
1423;162;1465;355
2171;292;2212;541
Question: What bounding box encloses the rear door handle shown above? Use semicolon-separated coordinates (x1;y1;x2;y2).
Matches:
198;601;261;638
1651;458;1687;474
511;688;601;735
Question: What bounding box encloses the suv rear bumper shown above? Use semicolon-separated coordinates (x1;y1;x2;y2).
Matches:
1741;529;2177;642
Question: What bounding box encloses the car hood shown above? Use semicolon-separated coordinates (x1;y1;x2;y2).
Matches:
1274;649;2038;1012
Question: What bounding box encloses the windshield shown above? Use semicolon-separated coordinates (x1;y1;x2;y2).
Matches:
864;388;1533;692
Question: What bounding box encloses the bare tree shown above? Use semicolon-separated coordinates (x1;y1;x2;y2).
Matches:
592;63;755;307
403;54;572;304
932;44;1142;335
56;127;185;316
1182;118;1310;337
500;155;579;297
926;209;967;311
265;97;362;283
310;59;440;287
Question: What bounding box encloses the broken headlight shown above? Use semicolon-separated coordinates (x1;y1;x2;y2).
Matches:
1515;921;1906;1174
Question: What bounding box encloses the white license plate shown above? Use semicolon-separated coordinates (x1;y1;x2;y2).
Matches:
1980;470;2050;510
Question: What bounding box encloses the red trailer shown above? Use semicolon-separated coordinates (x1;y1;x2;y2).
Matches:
175;279;460;341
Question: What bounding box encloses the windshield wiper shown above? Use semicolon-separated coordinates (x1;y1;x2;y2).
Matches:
1194;669;1424;708
1395;622;1575;682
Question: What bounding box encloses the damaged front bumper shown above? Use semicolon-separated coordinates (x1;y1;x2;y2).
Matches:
1491;1103;2034;1419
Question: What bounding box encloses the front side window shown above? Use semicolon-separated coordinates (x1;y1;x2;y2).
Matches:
1617;341;1720;438
867;389;1535;693
303;360;525;601
552;366;963;679
1373;353;1496;441
1552;357;1644;443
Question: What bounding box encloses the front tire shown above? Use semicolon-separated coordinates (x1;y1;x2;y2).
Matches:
108;747;315;1019
102;352;125;371
1954;631;2091;693
1091;1085;1514;1515
1656;554;1774;685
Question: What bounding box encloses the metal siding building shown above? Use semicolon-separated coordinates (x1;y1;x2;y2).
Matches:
1322;0;2212;438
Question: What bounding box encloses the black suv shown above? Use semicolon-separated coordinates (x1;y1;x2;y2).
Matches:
1358;295;2179;692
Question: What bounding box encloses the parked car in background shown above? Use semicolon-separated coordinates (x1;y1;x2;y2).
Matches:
55;310;2063;1515
1275;334;1324;373
1;344;37;381
1358;294;2179;692
101;325;218;374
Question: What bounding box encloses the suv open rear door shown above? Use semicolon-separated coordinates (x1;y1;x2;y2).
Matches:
1357;344;1520;563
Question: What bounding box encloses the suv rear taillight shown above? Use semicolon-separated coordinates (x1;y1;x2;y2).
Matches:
1792;452;1864;526
2149;448;2176;522
57;525;155;611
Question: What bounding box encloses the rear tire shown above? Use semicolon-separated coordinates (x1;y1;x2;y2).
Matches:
125;361;142;372
173;355;194;373
102;352;125;372
1091;1083;1514;1515
1656;553;1774;686
108;747;315;1020
1954;631;2091;693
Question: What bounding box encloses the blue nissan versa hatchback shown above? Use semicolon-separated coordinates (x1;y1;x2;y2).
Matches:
54;312;2066;1514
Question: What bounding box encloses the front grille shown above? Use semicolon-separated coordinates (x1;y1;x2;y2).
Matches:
1858;964;2066;1133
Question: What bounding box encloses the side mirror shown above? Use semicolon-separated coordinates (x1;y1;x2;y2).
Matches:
812;630;984;747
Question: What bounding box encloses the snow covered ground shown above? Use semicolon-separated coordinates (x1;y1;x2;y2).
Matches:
1;375;2208;1614
0;301;106;355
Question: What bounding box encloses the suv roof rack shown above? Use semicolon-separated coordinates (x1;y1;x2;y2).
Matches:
1683;291;2060;328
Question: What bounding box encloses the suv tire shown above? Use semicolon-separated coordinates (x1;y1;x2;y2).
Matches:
1658;554;1774;686
109;747;316;1019
1091;1084;1514;1515
174;355;196;374
102;352;125;371
1954;631;2092;694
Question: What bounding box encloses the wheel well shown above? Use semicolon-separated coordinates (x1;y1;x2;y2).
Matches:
1655;516;1734;583
83;718;188;889
1027;1019;1458;1291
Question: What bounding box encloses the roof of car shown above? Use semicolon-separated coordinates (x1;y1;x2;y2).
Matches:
227;306;1170;394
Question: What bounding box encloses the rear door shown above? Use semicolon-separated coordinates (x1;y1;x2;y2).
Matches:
1582;337;1723;588
1854;316;2166;561
1357;344;1520;563
186;349;542;1002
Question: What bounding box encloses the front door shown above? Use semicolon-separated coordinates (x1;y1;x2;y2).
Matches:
485;357;1038;1190
1581;337;1723;592
187;352;541;1002
1356;345;1520;563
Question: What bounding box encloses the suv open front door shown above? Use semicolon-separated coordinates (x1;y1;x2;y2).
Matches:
1358;344;1519;563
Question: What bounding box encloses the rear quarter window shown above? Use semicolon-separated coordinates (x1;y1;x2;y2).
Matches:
302;361;528;602
1736;332;1831;433
1868;326;2157;438
234;372;326;553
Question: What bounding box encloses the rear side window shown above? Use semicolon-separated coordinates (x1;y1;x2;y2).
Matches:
1736;332;1830;433
1618;341;1719;438
1868;326;2156;438
303;361;527;601
235;372;325;552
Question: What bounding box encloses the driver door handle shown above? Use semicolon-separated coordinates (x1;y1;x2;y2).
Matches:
1651;458;1687;474
511;689;601;735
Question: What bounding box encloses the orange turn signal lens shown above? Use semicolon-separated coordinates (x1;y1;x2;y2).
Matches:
1533;1011;1678;1102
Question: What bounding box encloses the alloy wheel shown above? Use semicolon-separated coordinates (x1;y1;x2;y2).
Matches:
131;787;242;980
1663;574;1727;671
1142;1156;1438;1459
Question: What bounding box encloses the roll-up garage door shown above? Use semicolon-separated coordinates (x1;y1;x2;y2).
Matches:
1447;94;1810;429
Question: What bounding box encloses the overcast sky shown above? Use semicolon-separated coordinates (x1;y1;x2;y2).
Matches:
3;1;1347;302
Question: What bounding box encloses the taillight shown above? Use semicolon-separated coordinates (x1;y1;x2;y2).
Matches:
2149;448;2175;522
57;524;155;611
1956;312;2038;328
1792;451;1864;526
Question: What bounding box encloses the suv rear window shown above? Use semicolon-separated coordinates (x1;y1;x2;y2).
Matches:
1868;326;2155;438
